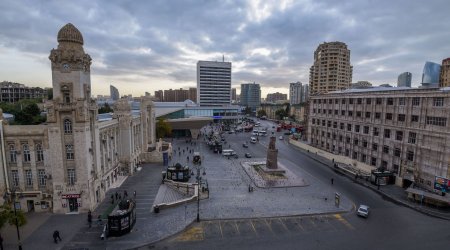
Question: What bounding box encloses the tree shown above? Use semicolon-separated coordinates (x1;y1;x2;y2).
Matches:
0;204;26;230
244;107;252;115
98;103;113;114
156;118;172;138
257;109;267;117
275;109;287;120
47;88;53;100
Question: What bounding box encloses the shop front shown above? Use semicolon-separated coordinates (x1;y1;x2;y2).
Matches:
61;194;81;213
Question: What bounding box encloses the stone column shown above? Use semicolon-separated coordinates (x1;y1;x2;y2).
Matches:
266;136;278;169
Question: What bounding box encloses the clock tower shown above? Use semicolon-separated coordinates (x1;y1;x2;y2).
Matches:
47;23;98;213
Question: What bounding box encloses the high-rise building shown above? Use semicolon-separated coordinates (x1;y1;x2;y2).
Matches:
188;87;197;102
110;85;120;100
266;92;287;103
309;42;353;94
397;72;412;87
163;88;189;102
197;60;232;106
154;90;163;101
231;88;237;102
240;82;261;110
421;61;441;87
289;82;309;104
440;58;450;87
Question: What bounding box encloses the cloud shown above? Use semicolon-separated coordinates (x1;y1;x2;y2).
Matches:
0;0;449;96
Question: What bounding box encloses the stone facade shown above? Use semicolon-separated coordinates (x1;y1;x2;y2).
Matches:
308;87;450;191
0;23;158;214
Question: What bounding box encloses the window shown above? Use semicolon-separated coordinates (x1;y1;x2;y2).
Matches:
347;124;352;131
342;99;346;104
36;144;44;162
328;109;332;114
67;169;76;185
356;111;361;118
11;170;19;187
334;110;338;115
398;114;405;122
38;169;46;187
23;144;31;162
412;97;420;106
346;137;350;143
312;118;315;124
362;140;368;148
63;92;70;104
349;99;354;104
386;113;393;120
327;121;331;127
353;139;359;146
408;132;416;144
313;109;316;114
393;164;399;174
341;110;345;116
375;113;381;119
384;129;391;138
361;154;367;163
335;99;339;104
66;144;74;160
25;170;33;187
9;145;16;163
394;148;401;157
426;116;447;126
407;150;414;161
376;98;382;104
339;135;343;142
372;143;378;151
398;98;405;105
64;119;73;134
352;151;358;159
396;131;403;141
365;112;371;118
363;126;369;134
348;111;353;117
333;122;337;128
355;125;360;133
387;98;394;105
383;145;389;154
366;98;372;104
411;115;419;122
340;123;344;130
357;98;362;104
322;120;325;126
328;99;332;104
433;97;444;107
371;157;377;166
373;127;379;136
345;149;349;156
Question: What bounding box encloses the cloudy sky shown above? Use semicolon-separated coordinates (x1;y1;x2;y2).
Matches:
0;0;449;98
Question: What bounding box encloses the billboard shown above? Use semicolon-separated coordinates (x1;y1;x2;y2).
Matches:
434;176;450;193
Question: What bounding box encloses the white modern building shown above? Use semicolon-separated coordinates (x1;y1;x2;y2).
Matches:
197;60;232;106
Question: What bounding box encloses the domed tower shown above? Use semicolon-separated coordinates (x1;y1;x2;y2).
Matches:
47;23;98;214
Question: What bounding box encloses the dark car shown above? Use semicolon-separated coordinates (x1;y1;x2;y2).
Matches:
284;131;291;135
245;153;252;158
243;143;248;148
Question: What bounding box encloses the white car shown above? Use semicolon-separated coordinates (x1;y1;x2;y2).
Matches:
279;136;283;140
357;205;369;218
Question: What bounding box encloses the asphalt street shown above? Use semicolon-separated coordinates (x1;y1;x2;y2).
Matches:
147;120;450;250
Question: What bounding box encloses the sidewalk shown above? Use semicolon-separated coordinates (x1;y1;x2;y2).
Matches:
289;139;450;220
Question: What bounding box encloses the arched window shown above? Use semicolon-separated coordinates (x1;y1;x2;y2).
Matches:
9;145;16;163
23;144;31;162
36;144;44;162
64;119;72;134
65;144;74;160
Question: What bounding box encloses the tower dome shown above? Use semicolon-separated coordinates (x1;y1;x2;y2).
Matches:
57;23;84;45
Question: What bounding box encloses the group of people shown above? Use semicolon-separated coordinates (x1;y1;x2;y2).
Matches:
110;190;136;204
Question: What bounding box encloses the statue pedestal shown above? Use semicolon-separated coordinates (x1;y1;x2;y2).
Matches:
266;136;279;169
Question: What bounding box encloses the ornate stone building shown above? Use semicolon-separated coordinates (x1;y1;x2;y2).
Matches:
0;23;158;214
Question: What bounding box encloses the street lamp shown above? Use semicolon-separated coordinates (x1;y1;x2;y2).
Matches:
5;189;23;250
193;154;205;222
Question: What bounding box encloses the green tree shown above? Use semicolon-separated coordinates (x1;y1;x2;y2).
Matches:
0;203;27;230
244;106;252;115
275;109;287;120
98;103;113;114
257;109;267;117
156;118;172;138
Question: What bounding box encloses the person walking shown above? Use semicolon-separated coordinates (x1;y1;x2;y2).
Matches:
110;194;114;204
115;191;118;200
87;210;92;228
53;230;62;243
124;190;128;198
331;178;334;185
133;190;136;199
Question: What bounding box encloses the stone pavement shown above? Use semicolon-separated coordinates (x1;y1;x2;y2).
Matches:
289;139;450;220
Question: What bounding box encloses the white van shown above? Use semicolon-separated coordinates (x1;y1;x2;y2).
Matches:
222;149;235;156
250;137;257;143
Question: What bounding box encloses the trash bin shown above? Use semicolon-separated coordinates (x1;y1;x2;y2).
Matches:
154;205;160;213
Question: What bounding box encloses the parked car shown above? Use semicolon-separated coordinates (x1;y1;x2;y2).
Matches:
284;131;291;135
245;153;252;158
357;205;369;218
279;136;283;140
243;143;248;148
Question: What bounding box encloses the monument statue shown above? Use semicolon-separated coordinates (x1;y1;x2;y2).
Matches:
266;136;278;169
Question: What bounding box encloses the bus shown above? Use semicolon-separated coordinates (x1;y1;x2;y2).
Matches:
222;149;235;156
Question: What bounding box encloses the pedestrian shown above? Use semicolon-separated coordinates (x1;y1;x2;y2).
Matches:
88;210;92;228
124;190;128;198
133;190;136;199
119;194;122;200
97;215;103;226
115;191;118;200
110;194;114;204
331;178;334;185
53;230;62;243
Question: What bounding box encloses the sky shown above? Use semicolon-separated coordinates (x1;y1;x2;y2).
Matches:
0;0;449;98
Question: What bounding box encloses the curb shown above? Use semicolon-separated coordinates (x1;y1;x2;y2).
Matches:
289;141;450;221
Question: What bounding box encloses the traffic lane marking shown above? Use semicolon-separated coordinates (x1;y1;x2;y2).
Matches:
251;219;274;237
172;226;204;242
203;221;223;239
333;214;355;230
220;220;240;238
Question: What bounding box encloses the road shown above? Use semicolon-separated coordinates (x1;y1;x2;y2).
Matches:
144;120;450;250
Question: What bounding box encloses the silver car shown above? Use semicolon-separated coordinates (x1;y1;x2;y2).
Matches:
357;205;369;218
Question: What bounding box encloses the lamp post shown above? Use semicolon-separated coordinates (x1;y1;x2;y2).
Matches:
6;189;23;250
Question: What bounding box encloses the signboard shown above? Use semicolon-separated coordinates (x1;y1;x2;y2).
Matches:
434;176;450;193
61;194;81;199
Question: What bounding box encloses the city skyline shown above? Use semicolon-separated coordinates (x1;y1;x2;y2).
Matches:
0;1;449;97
